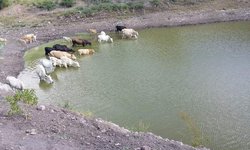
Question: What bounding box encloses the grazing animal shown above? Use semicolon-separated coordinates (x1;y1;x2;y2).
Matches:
71;38;92;47
98;31;113;43
61;56;80;68
100;31;105;35
87;29;97;34
0;82;12;92
70;61;80;68
116;25;126;32
63;36;72;43
52;44;74;52
49;50;76;60
6;76;24;90
39;58;55;74
122;28;139;39
36;64;54;84
45;47;55;55
78;49;95;55
49;56;63;67
20;34;36;44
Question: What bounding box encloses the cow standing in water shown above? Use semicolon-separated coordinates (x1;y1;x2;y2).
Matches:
53;44;74;52
116;25;126;32
71;38;92;47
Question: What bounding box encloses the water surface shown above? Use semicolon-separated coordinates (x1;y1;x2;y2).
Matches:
19;21;250;150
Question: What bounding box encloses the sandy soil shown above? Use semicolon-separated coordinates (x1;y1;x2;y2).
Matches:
0;1;250;149
0;101;209;150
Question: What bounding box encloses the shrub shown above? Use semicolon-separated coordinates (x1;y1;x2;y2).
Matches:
150;0;161;7
60;0;75;8
127;2;144;10
0;0;12;9
63;1;144;18
89;0;111;4
75;6;95;17
36;0;56;11
6;89;38;115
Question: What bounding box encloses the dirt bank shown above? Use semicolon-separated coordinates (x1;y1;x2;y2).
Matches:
0;2;250;149
0;101;209;150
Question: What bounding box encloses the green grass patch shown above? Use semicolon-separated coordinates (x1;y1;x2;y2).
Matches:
6;89;38;115
35;0;56;11
0;0;13;9
62;2;144;18
60;0;75;8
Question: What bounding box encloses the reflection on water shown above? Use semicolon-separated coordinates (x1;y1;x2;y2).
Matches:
179;112;203;147
19;21;250;150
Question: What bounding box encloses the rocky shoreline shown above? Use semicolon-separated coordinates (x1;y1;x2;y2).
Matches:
0;5;250;150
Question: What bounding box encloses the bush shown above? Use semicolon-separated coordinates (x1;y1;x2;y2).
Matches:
6;89;38;115
75;6;95;17
150;0;161;7
89;0;111;4
36;0;56;11
0;0;12;9
60;0;75;8
127;2;144;10
63;1;144;18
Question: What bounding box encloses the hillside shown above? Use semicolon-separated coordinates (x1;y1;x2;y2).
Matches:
0;0;249;29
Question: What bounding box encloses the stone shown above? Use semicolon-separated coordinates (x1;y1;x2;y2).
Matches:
26;129;37;135
37;105;46;111
30;129;37;135
115;143;121;146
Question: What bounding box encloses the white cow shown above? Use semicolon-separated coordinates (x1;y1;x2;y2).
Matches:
61;56;80;68
0;82;12;92
36;64;54;84
63;36;72;43
39;58;55;74
78;49;95;55
6;76;24;90
49;56;63;67
98;31;113;43
122;28;139;39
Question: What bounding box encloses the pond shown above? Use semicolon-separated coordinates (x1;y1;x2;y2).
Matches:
19;21;250;150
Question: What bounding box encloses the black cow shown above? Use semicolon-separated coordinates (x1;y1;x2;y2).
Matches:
52;44;74;52
72;38;92;47
116;25;126;32
45;47;54;55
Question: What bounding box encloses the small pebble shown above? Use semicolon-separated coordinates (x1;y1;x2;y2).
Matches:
115;143;121;146
30;129;37;135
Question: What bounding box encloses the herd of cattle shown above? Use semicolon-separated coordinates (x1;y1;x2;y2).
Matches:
1;26;139;90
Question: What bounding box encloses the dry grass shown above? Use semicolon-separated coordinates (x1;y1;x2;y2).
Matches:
0;0;248;27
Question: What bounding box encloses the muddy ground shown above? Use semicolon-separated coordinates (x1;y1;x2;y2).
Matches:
0;1;250;150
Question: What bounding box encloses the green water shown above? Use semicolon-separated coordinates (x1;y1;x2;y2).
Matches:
19;21;250;150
